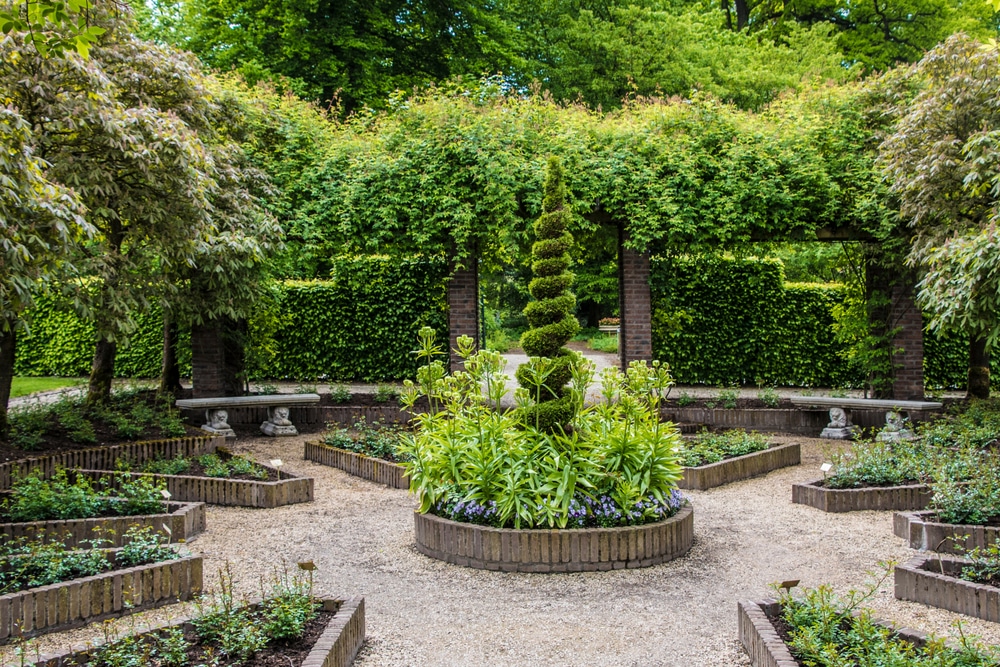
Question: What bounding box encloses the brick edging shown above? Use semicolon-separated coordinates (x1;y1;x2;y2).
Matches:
28;596;365;667
895;555;1000;622
678;443;800;490
0;435;223;490
893;510;1000;554
0;501;206;547
414;504;694;572
739;598;942;666
0;552;202;643
792;479;931;513
73;469;315;508
304;441;408;490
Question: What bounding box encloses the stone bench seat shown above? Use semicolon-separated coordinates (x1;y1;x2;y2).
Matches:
789;396;943;440
176;393;320;438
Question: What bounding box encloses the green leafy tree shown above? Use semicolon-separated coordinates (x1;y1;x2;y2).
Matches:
0;108;89;435
0;0;106;57
515;157;580;432
878;34;1000;398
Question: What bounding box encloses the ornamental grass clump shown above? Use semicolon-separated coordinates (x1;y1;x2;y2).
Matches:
399;329;685;529
515;156;580;432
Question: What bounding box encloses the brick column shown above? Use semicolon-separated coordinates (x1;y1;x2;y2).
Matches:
618;230;653;370
191;322;225;398
447;260;479;372
890;282;925;400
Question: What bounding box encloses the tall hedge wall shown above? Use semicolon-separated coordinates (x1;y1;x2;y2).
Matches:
14;257;447;382
267;257;448;381
650;257;984;389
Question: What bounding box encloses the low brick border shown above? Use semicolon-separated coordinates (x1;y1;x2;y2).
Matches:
0;435;223;490
894;510;1000;554
739;599;941;667
73;467;315;508
414;504;694;572
304;441;408;490
0;551;202;642
679;443;800;491
792;479;931;513
895;555;1000;622
0;501;206;548
28;596;365;667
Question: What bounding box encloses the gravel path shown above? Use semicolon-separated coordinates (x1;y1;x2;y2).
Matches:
13;433;1000;666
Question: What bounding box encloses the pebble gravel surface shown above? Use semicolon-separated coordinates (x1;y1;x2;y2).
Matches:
13;433;1000;666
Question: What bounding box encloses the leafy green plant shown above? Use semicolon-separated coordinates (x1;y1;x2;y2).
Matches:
961;543;1000;587
329;384;351;403
777;567;1000;666
115;526;179;568
323;420;407;462
399;330;684;529
677;391;695;407
824;439;925;490
718;386;739;409
756;386;780;407
678;430;770;467
1;468;166;522
295;382;317;394
135;455;191;476
196;453;268;480
373;384;398;403
588;333;618;354
255;382;279;395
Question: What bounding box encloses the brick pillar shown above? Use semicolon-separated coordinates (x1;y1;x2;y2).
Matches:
191;322;225;398
618;229;653;370
448;260;479;372
890;282;925;400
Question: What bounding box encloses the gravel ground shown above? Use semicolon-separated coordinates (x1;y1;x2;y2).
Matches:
10;433;1000;666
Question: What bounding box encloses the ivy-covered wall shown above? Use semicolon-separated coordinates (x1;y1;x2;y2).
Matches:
650;257;986;389
15;257;448;382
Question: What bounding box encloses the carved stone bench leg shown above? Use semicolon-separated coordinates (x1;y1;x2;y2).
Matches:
202;409;236;438
261;406;298;436
820;407;855;439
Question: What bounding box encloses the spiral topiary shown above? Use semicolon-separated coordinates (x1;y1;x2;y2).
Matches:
516;157;580;431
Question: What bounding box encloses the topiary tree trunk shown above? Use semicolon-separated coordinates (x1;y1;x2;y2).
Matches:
515;156;580;431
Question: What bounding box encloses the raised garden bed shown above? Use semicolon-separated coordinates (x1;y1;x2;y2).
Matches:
895;554;1000;622
304;441;408;489
0;500;206;548
27;596;365;667
0;435;223;489
894;510;1000;554
73;464;315;508
792;479;931;513
738;598;947;667
0;550;202;642
413;504;694;572
678;443;800;490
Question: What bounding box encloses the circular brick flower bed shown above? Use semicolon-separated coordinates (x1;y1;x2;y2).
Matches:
414;504;694;572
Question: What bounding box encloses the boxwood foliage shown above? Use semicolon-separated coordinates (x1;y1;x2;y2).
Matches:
268;256;448;381
650;256;986;389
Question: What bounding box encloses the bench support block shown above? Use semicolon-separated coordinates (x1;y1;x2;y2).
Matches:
260;405;299;437
202;408;236;439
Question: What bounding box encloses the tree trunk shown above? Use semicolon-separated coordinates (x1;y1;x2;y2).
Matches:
159;315;182;396
734;0;750;30
967;334;990;400
0;320;15;438
87;339;117;404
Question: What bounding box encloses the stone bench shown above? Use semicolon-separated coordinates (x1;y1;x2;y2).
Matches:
176;394;321;438
788;396;943;440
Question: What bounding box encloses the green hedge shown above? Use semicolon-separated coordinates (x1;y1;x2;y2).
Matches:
15;257;448;382
650;257;981;389
14;295;190;378
267;256;448;381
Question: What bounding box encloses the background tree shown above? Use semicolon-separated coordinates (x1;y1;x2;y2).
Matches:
516;157;580;432
0;107;89;434
878;34;1000;398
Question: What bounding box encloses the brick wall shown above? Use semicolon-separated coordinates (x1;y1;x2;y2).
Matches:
618;234;653;369
448;261;479;372
890;282;925;400
191;322;225;398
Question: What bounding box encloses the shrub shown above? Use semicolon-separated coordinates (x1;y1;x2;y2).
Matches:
1;468;166;522
329;384;351;403
824;439;926;490
322;420;407;462
399;332;684;529
196;453;268;480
